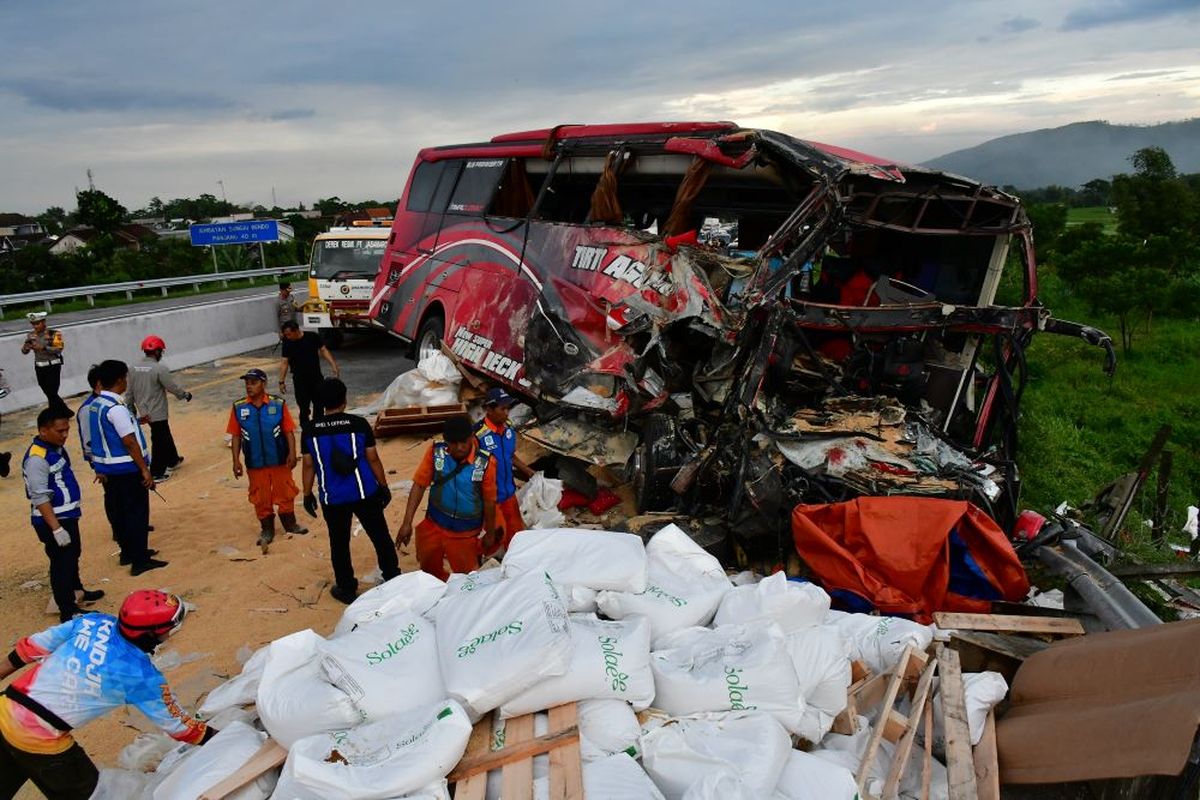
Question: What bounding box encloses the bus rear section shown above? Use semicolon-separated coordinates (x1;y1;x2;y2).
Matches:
301;224;390;343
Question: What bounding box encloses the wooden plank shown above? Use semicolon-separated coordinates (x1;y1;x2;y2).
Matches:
832;670;890;735
934;612;1084;636
921;698;933;800
447;725;581;784
453;714;495;800
547;704;584;800
973;709;1000;800
881;708;910;744
198;739;287;800
1110;562;1200;580
936;644;978;800
851;660;870;683
501;713;535;800
855;646;914;792
883;659;938;799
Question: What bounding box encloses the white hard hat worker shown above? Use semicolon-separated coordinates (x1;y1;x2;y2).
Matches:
0;590;216;797
26;312;47;324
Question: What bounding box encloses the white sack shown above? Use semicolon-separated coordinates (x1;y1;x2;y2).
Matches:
681;771;757;800
785;625;852;743
932;670;1008;748
583;753;666;800
319;612;445;724
273;700;471;800
641;712;792;800
501;528;648;593
91;769;156;800
596;524;731;646
435;570;572;718
516;472;565;530
500;615;654;718
333;571;446;636
199;645;270;717
825;610;933;675
256;630;361;748
380;353;461;409
773;749;859;800
714;572;830;634
579;699;642;761
442;567;504;597
153;721;276;800
566;585;598;613
650;623;803;734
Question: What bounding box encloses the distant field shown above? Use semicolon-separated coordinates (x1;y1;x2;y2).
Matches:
1066;205;1118;233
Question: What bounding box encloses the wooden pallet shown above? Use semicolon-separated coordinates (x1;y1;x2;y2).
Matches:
198;739;288;800
449;703;583;800
373;402;468;437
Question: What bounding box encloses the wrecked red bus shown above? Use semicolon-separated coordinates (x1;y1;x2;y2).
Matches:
368;122;1112;531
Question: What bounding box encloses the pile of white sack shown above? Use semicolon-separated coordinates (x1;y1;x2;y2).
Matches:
378;352;462;410
94;523;1008;800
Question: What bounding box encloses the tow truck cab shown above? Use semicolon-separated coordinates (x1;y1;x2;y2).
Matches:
301;223;391;341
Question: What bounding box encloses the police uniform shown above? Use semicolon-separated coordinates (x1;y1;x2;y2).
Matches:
412;439;498;580
88;391;153;569
22;437;83;621
476;417;527;553
226;393;300;529
21;324;66;413
303;412;399;594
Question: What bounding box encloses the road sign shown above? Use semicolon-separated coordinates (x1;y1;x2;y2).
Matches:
189;220;279;246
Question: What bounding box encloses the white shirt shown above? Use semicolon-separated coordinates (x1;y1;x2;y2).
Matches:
100;390;138;439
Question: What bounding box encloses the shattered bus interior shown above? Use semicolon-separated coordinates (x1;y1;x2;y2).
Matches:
370;122;1116;561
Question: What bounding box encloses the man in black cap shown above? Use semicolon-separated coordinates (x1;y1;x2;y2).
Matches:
475;387;534;555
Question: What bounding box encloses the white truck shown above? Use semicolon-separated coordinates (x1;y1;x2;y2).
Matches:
300;223;390;345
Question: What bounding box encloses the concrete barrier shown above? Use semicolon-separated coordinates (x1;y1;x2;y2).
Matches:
0;292;285;414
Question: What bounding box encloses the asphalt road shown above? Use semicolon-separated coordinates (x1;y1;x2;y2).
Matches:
0;283;308;334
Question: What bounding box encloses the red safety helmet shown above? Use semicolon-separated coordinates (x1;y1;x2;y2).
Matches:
141;335;166;353
118;590;186;640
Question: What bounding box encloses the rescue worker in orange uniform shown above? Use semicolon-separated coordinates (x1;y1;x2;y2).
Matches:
227;368;308;551
396;416;500;580
475;388;534;555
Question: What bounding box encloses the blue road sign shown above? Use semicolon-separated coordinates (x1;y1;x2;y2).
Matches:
190;220;279;246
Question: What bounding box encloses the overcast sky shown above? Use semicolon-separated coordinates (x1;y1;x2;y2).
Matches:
2;0;1197;214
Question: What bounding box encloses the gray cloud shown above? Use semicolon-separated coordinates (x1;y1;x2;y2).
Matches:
268;109;316;121
1001;16;1041;34
1106;69;1185;82
1061;0;1196;31
0;78;233;113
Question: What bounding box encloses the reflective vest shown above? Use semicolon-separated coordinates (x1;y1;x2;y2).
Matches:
76;394;99;465
427;442;491;532
23;438;81;521
232;396;289;469
307;417;379;505
476;420;517;503
88;394;149;476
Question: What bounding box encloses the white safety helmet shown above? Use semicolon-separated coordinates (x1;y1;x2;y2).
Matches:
26;312;47;323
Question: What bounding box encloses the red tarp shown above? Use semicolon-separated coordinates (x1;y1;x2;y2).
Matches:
791;497;1029;623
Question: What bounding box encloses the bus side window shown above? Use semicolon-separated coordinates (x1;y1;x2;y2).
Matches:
447;159;507;217
406;161;447;212
488;159;537;218
410;160;461;253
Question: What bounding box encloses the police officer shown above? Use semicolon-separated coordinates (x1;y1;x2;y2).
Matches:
277;282;298;332
396;415;501;581
475;387;534;555
22;406;104;622
0;590;215;799
88;359;167;576
20;312;67;414
127;335;192;483
301;378;398;604
227;368;307;551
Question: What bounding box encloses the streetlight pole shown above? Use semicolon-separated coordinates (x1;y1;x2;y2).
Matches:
217;180;227;203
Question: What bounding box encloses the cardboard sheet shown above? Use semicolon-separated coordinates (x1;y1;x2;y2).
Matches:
997;619;1200;784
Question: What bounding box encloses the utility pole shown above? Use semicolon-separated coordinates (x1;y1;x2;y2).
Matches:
86;168;95;191
217;180;227;203
272;186;277;209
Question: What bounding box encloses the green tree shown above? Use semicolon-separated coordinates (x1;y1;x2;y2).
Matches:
1110;147;1198;240
36;206;70;234
74;189;127;234
1026;203;1068;259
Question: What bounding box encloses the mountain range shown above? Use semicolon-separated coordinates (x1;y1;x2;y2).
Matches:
922;119;1200;190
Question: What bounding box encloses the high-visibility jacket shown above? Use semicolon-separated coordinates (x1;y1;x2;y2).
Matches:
476;419;518;503
232;395;290;469
88;393;149;476
428;441;491;532
306;413;380;505
22;438;81;522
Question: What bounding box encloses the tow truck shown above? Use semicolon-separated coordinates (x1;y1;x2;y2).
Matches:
300;221;390;346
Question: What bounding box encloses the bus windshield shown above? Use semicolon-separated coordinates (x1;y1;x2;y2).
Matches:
311;238;387;279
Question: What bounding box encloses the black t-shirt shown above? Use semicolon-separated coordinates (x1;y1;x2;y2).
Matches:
282;332;323;379
300;412;375;456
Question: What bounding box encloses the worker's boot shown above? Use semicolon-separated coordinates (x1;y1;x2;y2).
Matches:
280;513;308;535
257;515;276;554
